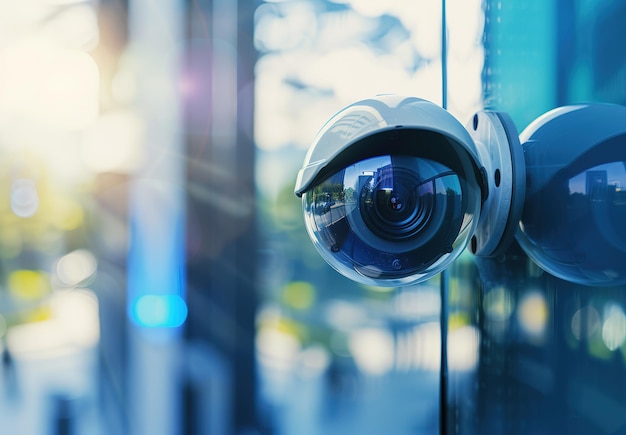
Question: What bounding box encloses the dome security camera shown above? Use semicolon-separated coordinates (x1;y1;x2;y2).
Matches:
516;103;626;286
294;95;524;287
295;95;626;287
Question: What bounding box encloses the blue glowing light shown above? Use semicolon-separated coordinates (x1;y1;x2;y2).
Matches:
131;294;188;328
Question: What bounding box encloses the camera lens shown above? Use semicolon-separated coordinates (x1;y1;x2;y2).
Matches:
360;168;430;241
302;153;481;286
295;96;487;287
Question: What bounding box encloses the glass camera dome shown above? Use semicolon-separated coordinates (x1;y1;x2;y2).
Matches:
516;104;626;286
302;152;482;286
295;96;485;287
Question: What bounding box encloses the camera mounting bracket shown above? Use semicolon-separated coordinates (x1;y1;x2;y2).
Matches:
468;110;526;258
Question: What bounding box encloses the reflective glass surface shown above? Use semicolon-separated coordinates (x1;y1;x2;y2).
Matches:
518;158;626;286
303;155;480;286
253;1;477;433
255;0;626;435
447;1;626;434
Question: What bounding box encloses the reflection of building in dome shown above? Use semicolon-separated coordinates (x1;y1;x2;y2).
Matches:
586;170;608;200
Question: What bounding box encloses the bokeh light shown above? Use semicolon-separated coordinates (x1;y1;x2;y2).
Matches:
131;294;188;328
6;289;100;356
571;305;601;341
56;249;98;287
0;38;99;131
8;270;50;301
602;303;626;351
348;327;395;375
483;286;514;322
517;291;549;340
282;281;316;310
10;179;39;218
80;110;144;174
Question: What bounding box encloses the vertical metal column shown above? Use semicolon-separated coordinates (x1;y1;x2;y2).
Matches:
126;0;186;434
440;1;449;434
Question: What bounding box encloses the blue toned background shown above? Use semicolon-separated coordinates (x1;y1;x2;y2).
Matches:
0;1;625;434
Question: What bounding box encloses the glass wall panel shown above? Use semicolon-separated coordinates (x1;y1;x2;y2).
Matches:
447;1;626;434
256;1;626;434
253;1;483;433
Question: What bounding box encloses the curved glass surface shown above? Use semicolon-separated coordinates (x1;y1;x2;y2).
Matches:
303;155;481;286
518;159;626;286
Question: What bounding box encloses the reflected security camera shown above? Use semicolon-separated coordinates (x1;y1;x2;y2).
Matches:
295;95;626;287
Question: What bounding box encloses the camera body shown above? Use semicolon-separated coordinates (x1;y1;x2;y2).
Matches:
295;95;522;286
296;95;626;287
516;103;626;286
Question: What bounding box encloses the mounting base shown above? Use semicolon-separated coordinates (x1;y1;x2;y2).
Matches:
467;111;526;258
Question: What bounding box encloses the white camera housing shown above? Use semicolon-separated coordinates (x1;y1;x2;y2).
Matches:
295;95;524;286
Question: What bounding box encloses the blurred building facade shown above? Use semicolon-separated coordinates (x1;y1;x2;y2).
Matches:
0;0;626;435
